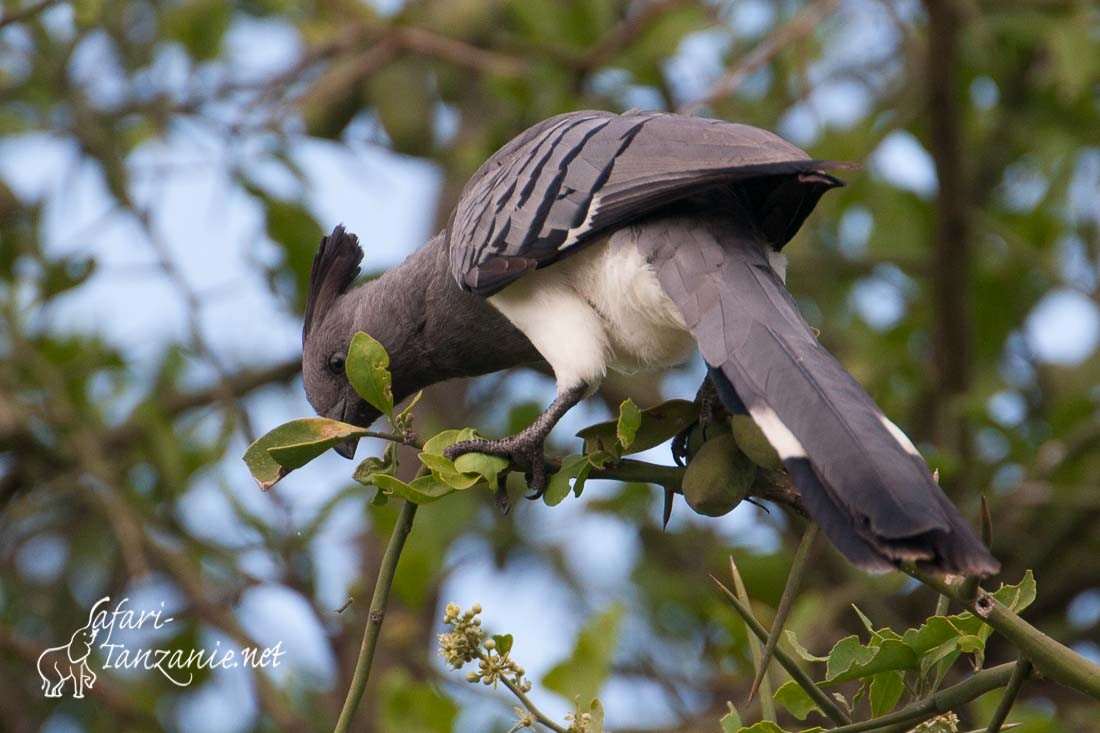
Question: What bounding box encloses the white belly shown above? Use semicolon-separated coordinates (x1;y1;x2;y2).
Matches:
488;232;697;390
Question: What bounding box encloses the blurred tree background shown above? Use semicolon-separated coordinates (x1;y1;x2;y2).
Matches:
1;0;1098;731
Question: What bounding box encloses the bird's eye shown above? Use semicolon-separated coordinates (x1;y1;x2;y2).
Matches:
327;353;346;375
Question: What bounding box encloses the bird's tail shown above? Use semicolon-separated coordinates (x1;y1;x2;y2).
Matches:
642;210;999;576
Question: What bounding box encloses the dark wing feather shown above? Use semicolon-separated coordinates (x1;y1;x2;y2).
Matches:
635;211;999;576
449;110;851;296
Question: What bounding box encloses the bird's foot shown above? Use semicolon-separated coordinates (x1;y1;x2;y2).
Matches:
444;432;551;500
671;376;728;467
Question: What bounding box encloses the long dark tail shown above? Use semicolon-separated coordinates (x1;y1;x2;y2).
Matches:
641;211;999;575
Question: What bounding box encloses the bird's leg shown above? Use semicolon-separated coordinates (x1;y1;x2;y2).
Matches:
665;374;730;526
671;374;728;467
444;384;587;500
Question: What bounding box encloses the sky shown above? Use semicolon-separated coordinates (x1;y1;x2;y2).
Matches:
5;1;1099;731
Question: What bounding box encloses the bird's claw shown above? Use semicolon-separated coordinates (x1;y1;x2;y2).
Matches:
444;436;550;503
671;376;728;467
671;426;693;467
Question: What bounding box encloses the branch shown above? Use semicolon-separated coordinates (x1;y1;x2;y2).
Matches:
824;662;1018;733
334;499;419;732
922;0;973;464
585;458;808;517
712;575;851;725
906;567;1100;700
986;657;1032;733
679;0;841;115
394;26;527;76
498;675;568;733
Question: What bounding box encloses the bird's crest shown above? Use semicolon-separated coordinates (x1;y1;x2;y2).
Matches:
303;225;363;343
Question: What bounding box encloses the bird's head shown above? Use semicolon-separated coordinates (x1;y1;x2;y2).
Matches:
302;226;382;458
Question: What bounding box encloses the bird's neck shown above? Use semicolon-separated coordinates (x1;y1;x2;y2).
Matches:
366;234;541;397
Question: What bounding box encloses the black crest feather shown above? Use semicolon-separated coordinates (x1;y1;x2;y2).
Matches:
303;225;363;343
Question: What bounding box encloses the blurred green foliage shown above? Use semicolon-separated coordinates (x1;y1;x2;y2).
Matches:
1;0;1098;731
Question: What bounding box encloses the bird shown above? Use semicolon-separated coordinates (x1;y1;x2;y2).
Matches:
301;109;999;576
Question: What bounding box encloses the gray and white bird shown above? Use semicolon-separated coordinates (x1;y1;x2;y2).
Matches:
302;109;999;576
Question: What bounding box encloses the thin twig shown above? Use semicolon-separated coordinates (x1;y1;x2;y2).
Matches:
712;574;851;725
749;523;818;703
395;26;527;76
679;0;841;115
334;499;419;732
985;656;1032;733
499;675;568;733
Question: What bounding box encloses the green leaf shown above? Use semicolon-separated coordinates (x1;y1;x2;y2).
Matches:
243;417;371;490
825;638;916;684
616;398;642;449
784;630;828;663
354;443;398;485
395;389;423;429
773;680;820;721
901;616;962;656
956;634;984;654
161;0;233;61
492;634;513;656
991;570;1036;614
719;702;742;732
416;450;481;490
418;428;504;490
346;331;395;419
542;605;623;703
868;671;904;717
824;636;872;681
421;429;474;456
371;474;454;504
918;638;961;682
851;604;876;635
734;722;790;733
543;454;589;506
453;452;510;492
577;399;697;456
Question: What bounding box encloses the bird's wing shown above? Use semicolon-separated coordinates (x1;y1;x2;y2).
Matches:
634;210;999;575
449;110;849;296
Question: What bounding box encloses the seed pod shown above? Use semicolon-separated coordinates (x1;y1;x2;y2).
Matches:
730;414;783;470
684;416;732;461
682;434;755;517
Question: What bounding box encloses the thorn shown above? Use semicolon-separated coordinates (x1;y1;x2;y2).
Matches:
745;497;771;514
662;486;675;528
747;524;818;703
336;597;354;614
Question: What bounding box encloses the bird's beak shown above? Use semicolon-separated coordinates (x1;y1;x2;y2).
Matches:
326;398;361;460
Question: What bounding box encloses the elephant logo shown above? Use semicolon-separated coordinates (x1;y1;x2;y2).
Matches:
37;597;110;699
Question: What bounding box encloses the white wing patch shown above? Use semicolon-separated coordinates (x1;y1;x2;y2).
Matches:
559;194;602;250
749;405;807;459
766;249;788;283
879;414;922;457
